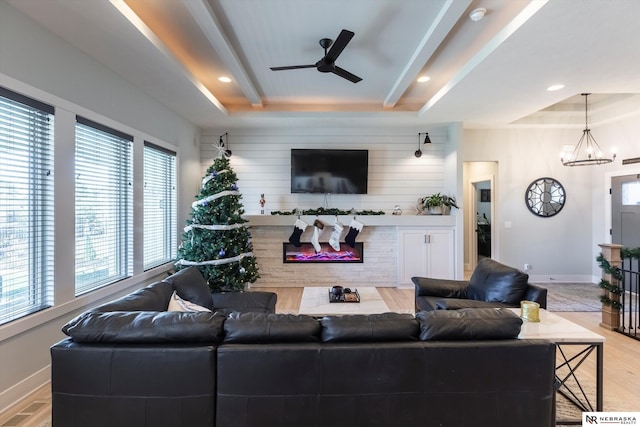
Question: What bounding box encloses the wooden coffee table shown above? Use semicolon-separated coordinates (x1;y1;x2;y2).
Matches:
298;287;391;316
511;308;605;425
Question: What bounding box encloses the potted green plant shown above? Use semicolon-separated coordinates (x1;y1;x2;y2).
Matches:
422;193;458;215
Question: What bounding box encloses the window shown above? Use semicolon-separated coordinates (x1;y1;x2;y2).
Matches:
622;181;640;206
0;87;54;325
75;117;132;294
143;142;177;269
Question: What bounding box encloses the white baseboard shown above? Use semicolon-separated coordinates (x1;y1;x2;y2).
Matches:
527;274;595;283
0;365;50;415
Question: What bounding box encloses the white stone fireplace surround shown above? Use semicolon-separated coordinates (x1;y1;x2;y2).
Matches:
245;215;457;288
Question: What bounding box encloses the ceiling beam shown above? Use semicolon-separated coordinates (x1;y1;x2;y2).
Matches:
182;0;263;109
383;0;471;109
419;0;549;117
109;0;228;115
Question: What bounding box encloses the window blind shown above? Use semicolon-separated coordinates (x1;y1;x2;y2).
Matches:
75;116;133;295
0;87;54;325
143;142;177;269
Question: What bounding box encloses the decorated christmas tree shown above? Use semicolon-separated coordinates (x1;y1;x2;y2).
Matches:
176;154;259;292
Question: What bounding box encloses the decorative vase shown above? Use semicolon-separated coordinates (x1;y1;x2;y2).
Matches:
428;206;443;215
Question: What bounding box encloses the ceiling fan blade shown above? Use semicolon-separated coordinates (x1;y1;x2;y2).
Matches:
325;29;354;62
333;66;362;83
270;65;316;71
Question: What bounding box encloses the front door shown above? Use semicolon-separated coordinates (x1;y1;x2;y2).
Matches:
611;174;640;247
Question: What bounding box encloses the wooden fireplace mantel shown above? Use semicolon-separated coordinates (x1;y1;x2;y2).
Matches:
243;214;456;227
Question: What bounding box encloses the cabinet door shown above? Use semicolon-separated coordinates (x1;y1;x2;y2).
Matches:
425;229;454;280
398;229;428;285
398;228;455;286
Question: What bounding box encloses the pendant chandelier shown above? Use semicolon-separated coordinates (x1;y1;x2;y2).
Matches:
561;93;616;166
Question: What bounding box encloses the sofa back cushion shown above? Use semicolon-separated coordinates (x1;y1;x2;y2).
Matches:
467;258;529;305
211;291;277;315
223;313;320;343
91;281;173;312
62;311;225;343
163;266;213;310
321;313;419;343
416;308;523;340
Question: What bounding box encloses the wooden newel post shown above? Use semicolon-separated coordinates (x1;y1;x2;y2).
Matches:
598;243;623;330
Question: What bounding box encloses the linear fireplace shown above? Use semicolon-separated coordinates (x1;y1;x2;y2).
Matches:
282;242;363;263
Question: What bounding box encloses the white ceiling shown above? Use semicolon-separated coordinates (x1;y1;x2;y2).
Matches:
7;0;640;129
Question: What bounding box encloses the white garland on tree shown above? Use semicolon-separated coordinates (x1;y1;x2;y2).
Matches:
184;223;246;232
201;169;229;187
176;252;254;267
192;190;241;208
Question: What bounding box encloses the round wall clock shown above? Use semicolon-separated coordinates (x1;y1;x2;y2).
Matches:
525;177;566;217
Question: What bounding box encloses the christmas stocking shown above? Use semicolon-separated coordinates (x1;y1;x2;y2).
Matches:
329;220;344;251
288;219;308;247
345;219;364;248
310;219;325;253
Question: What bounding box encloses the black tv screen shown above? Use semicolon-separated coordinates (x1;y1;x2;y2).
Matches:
291;149;368;194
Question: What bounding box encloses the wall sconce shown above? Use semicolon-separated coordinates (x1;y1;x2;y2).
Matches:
414;132;431;157
219;132;232;157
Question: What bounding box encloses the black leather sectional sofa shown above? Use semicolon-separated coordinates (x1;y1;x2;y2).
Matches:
51;267;556;427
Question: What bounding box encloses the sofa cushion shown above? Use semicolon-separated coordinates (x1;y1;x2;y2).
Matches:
321;313;419;343
467;258;529;305
162;267;213;310
416;308;522;340
223;313;320;343
90;281;173;312
412;277;468;298
212;291;277;315
167;291;212;313
62;311;225;343
434;298;513;310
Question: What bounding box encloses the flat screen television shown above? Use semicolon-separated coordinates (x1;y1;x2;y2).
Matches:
291;149;368;194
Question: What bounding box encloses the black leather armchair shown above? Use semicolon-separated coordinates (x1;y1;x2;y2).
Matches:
414;258;547;312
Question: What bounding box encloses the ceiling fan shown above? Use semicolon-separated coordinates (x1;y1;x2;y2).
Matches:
270;29;362;83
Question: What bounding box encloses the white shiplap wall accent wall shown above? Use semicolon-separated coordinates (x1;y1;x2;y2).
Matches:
200;127;449;215
198;127;451;288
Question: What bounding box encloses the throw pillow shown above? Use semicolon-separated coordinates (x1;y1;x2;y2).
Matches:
167;290;212;313
163;266;214;310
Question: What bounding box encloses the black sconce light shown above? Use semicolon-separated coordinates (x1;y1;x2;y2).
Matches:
414;132;431;157
219;132;232;157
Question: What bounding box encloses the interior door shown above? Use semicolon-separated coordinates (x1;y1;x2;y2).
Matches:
611;174;640;247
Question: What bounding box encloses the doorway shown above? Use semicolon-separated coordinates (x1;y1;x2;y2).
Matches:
474;180;492;260
464;161;498;275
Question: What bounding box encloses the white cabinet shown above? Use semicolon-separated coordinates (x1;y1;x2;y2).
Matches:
398;228;454;285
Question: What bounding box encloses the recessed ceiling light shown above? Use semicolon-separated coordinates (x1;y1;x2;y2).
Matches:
417;75;431;83
469;8;487;22
218;76;232;83
547;84;565;91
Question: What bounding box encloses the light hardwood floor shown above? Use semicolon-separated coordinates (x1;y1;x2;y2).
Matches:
2;287;639;427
